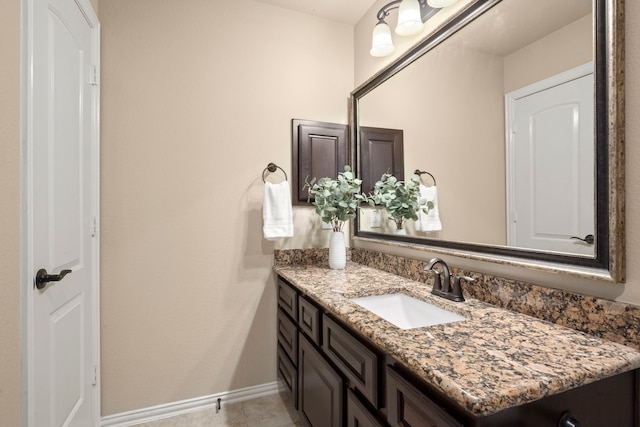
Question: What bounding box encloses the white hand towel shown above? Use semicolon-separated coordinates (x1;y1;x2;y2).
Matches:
416;184;442;232
263;181;294;241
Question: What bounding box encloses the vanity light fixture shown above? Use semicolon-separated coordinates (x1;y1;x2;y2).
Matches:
427;0;458;7
370;0;458;57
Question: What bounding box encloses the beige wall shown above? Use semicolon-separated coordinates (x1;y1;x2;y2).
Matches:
504;14;593;93
354;3;640;305
99;0;353;416
0;0;22;423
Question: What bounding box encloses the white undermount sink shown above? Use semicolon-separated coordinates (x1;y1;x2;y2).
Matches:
351;293;466;330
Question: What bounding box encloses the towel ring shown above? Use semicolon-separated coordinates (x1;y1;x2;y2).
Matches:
262;162;288;183
414;169;436;186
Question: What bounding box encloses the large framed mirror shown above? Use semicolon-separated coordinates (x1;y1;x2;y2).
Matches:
351;0;625;281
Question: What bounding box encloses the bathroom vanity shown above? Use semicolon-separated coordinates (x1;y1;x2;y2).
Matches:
274;263;640;427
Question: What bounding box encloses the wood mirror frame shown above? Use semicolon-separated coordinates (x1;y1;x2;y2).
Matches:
350;0;625;282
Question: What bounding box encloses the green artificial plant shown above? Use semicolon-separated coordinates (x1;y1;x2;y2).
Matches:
370;173;433;231
305;165;367;232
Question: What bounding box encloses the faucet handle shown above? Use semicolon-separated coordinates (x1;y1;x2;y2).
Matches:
452;275;474;302
425;269;442;292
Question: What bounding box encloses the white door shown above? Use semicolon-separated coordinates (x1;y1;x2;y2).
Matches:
24;0;100;425
505;63;594;256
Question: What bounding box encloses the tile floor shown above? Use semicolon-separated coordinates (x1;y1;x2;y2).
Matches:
133;391;302;427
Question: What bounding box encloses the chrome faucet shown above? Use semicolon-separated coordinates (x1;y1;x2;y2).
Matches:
425;258;474;302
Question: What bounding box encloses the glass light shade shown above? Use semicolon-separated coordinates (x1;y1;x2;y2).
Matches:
427;0;458;8
395;0;424;36
370;22;395;57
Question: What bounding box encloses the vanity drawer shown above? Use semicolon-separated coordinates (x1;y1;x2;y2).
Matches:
277;308;298;366
322;314;379;408
347;389;384;427
298;296;321;345
387;365;463;427
277;345;297;409
277;277;298;321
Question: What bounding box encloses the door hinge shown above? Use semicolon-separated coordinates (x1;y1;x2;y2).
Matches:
92;365;98;386
91;216;98;238
90;65;100;86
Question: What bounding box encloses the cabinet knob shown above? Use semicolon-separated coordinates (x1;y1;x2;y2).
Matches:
558;411;581;427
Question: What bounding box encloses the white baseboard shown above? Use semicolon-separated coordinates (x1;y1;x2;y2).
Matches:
100;381;284;427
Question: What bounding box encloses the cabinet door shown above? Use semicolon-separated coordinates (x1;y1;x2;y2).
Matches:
299;333;344;427
292;119;348;205
359;126;404;193
347;389;384;427
323;315;379;408
387;366;463;427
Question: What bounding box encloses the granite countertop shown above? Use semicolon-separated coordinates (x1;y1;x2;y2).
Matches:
274;262;640;417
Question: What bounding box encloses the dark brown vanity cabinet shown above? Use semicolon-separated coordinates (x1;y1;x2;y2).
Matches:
276;278;299;408
323;315;380;408
277;309;297;366
277;277;298;320
478;368;640;427
297;293;345;426
347;389;385;427
299;333;345;426
278;275;456;427
299;296;321;346
276;276;640;427
277;345;297;406
387;366;462;427
277;276;346;425
277;276;384;427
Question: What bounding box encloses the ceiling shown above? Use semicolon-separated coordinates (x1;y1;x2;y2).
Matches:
251;0;377;25
251;0;593;56
450;0;592;56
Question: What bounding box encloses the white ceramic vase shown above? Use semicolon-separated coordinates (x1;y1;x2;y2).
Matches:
328;231;346;270
393;218;406;235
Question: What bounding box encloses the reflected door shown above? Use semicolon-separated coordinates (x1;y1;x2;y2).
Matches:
506;65;594;256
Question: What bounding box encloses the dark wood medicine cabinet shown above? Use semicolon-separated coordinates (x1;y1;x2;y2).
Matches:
359;127;404;194
291;119;404;204
291;119;348;205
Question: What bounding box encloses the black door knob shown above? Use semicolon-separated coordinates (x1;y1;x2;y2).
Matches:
570;234;594;245
34;268;72;290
